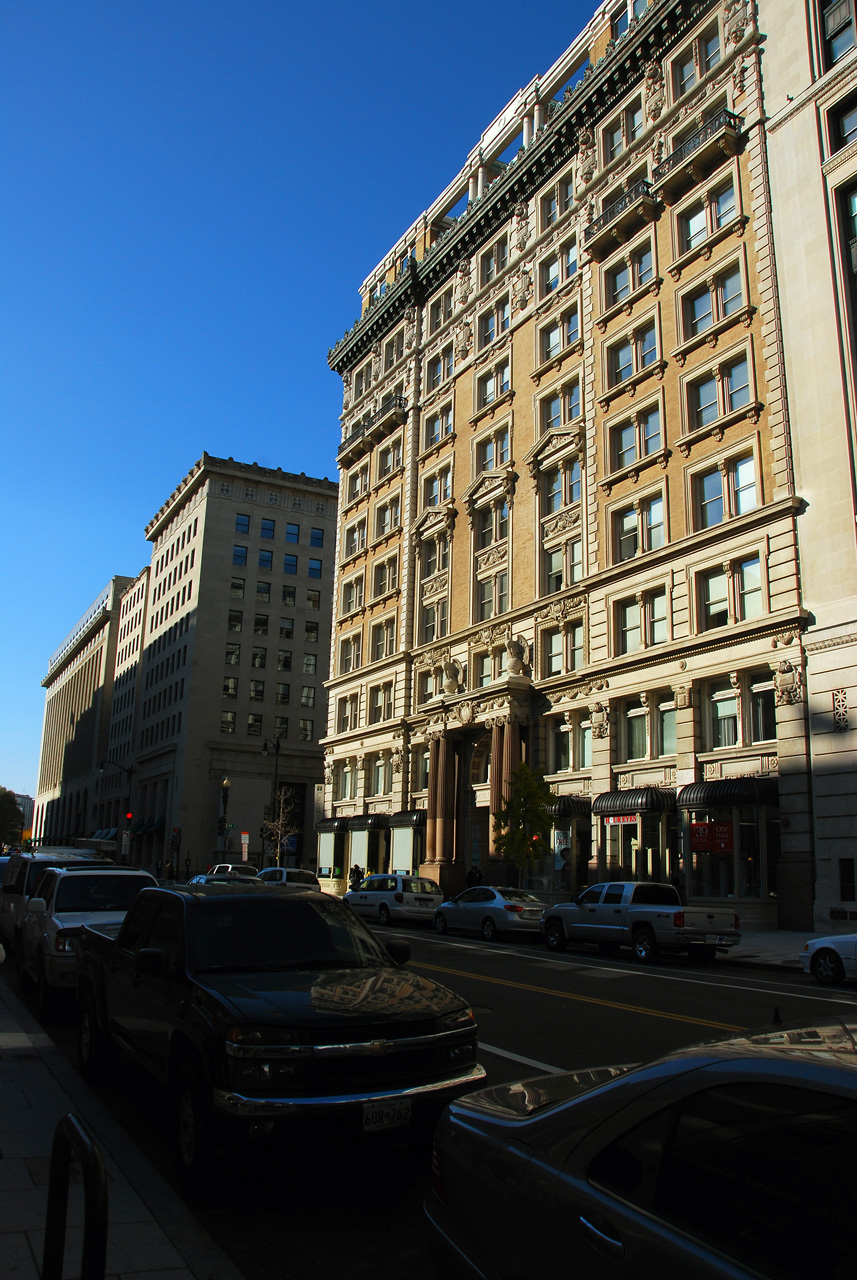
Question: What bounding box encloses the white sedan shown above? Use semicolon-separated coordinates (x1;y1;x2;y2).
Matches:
800;933;857;985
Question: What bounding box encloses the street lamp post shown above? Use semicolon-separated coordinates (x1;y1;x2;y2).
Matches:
263;737;283;865
98;760;135;864
217;777;232;853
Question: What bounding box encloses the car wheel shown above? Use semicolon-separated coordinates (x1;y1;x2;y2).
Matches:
545;919;567;952
378;903;391;927
172;1062;215;1185
36;956;54;1018
434;913;448;936
632;927;659;964
811;948;845;987
77;991;113;1082
481;917;498;943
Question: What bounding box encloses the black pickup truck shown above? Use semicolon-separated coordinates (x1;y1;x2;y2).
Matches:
75;883;484;1179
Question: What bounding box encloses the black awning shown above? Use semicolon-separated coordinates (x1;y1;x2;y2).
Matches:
348;813;390;831
548;794;591;819
677;778;779;809
316;818;350;834
593;787;676;816
389;809;428;828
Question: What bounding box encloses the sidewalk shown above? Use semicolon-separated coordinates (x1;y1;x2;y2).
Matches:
720;929;811;972
0;970;243;1280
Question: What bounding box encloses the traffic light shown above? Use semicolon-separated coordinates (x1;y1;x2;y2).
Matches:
126;812;133;823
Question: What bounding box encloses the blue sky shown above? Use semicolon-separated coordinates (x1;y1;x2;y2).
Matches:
0;0;593;797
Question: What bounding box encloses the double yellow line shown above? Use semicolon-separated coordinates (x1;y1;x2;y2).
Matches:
415;961;744;1033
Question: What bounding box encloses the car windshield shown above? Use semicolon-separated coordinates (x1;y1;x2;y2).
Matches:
498;889;542;904
192;895;392;972
54;875;154;913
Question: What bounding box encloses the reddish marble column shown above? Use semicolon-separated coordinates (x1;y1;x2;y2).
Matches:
435;735;454;864
425;736;440;863
488;720;504;857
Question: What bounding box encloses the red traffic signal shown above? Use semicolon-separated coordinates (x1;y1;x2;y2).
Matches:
126;812;133;822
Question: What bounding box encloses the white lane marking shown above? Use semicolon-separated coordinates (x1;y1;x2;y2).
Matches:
479;1042;564;1074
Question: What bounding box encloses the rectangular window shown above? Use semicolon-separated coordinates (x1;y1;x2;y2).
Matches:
542;191;558;229
476;427;509;473
545;628;564;675
276;683;290;704
569;621;584;670
738;555;762;619
626;705;647;759
481;236;508;286
235;514;250;535
308;558;322;579
644;495;664;550
616;506;638;561
342;577;364;614
230;577;245;599
310;527;323;548
307;589;320;610
223;676;238;699
339;634;361;674
659;701;676;755
258;550;273;571
256;582;271;602
300;686;315;707
421;599;448;643
254;615;268;636
710;682;738;748
725;358;750;412
750;677;776;742
646;589;668;645
249;679;264;701
277;650;292;671
228;610;243;632
225;643;240;665
261;518;275;539
697;467;724;527
684;266;743;339
251;647;266;668
369;683;394;724
233;545;248;567
347;465;368;502
546;549;563;594
275;715;288;735
286;523;300;543
282;585;295;606
299;719;313;741
283;554;298;574
476;653;492;687
220;711;236;734
425;405;452;448
279;617;294;640
569;538;583;584
733;455;757;514
302;653;317;675
430;288;453;333
337;694;359;733
305;621;319;643
618;599;641;654
373;556;398;597
378;438;402;477
372;617;396;661
701;568;729;629
247;713;263;736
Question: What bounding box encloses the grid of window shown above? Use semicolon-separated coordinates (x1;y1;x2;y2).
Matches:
607;321;657;386
425;406;452;449
478;361;510;408
605;242;653;307
478;296;510;348
679;181;737;253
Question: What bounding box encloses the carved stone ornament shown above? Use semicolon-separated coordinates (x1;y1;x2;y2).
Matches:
725;0;751;44
514;201;530;253
644;60;665;123
512;265;533;311
454;700;475;725
477;625;506;647
323;751;334;784
370;341;382;382
454;319;473;361
477;545;507;572
506;635;531;675
404;306;417;350
772;660;803;706
391;747;404;774
414;645;450;670
542;508;581;540
536;597;585;624
732;53;748;94
442;658;465;695
590;702;608;739
422;571;449;601
456;258;472;307
342;372;352;411
672;684;691;710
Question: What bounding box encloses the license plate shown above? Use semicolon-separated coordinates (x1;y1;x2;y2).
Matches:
416;899;431;907
363;1100;412;1132
704;933;727;943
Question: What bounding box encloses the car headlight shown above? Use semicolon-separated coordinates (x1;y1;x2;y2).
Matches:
439;1007;476;1033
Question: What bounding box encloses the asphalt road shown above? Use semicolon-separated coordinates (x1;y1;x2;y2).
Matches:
8;929;857;1280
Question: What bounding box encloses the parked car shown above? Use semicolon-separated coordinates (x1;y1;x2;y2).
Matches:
800;933;857;985
426;1018;857;1280
0;849;109;954
434;887;544;942
209;862;259;877
541;881;740;962
257;867;321;890
18;866;157;1011
344;873;443;925
75;883;485;1181
187;873;261;886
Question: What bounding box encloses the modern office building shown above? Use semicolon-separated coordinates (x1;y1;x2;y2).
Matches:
758;0;857;930
33;577;133;845
34;455;338;872
320;0;827;929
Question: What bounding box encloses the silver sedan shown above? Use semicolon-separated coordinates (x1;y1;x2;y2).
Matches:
434;887;543;942
800;932;857;985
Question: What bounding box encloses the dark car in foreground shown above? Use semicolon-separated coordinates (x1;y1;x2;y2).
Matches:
76;884;484;1181
426;1020;857;1280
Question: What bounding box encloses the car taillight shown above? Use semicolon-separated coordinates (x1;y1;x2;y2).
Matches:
394;893;404;903
431;1140;446;1203
674;911;684;928
504;904;524;913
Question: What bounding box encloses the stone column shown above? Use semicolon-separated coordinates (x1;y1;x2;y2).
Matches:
502;719;519;802
468;172;478;202
772;658;814;930
425;737;440;863
488;720;503;857
523;115;533;147
435;735;455;864
533;101;544;132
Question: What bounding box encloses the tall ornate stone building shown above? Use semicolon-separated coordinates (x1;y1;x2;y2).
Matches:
321;0;818;930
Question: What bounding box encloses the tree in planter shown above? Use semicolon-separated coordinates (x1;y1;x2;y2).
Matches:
492;764;556;873
0;788;25;845
261;787;301;864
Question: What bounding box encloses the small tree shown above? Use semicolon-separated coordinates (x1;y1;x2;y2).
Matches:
0;787;25;845
261;788;301;864
492;764;556;871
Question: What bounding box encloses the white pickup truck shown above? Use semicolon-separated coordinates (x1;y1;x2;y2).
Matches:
541;881;740;963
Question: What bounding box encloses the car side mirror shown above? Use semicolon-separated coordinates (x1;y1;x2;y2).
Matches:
385;940;411;966
135;947;169;978
28;898;47;915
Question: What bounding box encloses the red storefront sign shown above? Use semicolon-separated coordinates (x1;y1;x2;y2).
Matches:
604;814;638;826
690;822;711;851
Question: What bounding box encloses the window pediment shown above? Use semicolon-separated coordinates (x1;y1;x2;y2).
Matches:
461;468;516;519
412;501;457;541
524;427;583;482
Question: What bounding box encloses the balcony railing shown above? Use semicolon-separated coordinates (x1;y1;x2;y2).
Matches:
369;394;407;428
338;396;408;460
652;111;742;198
584;179;653;244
